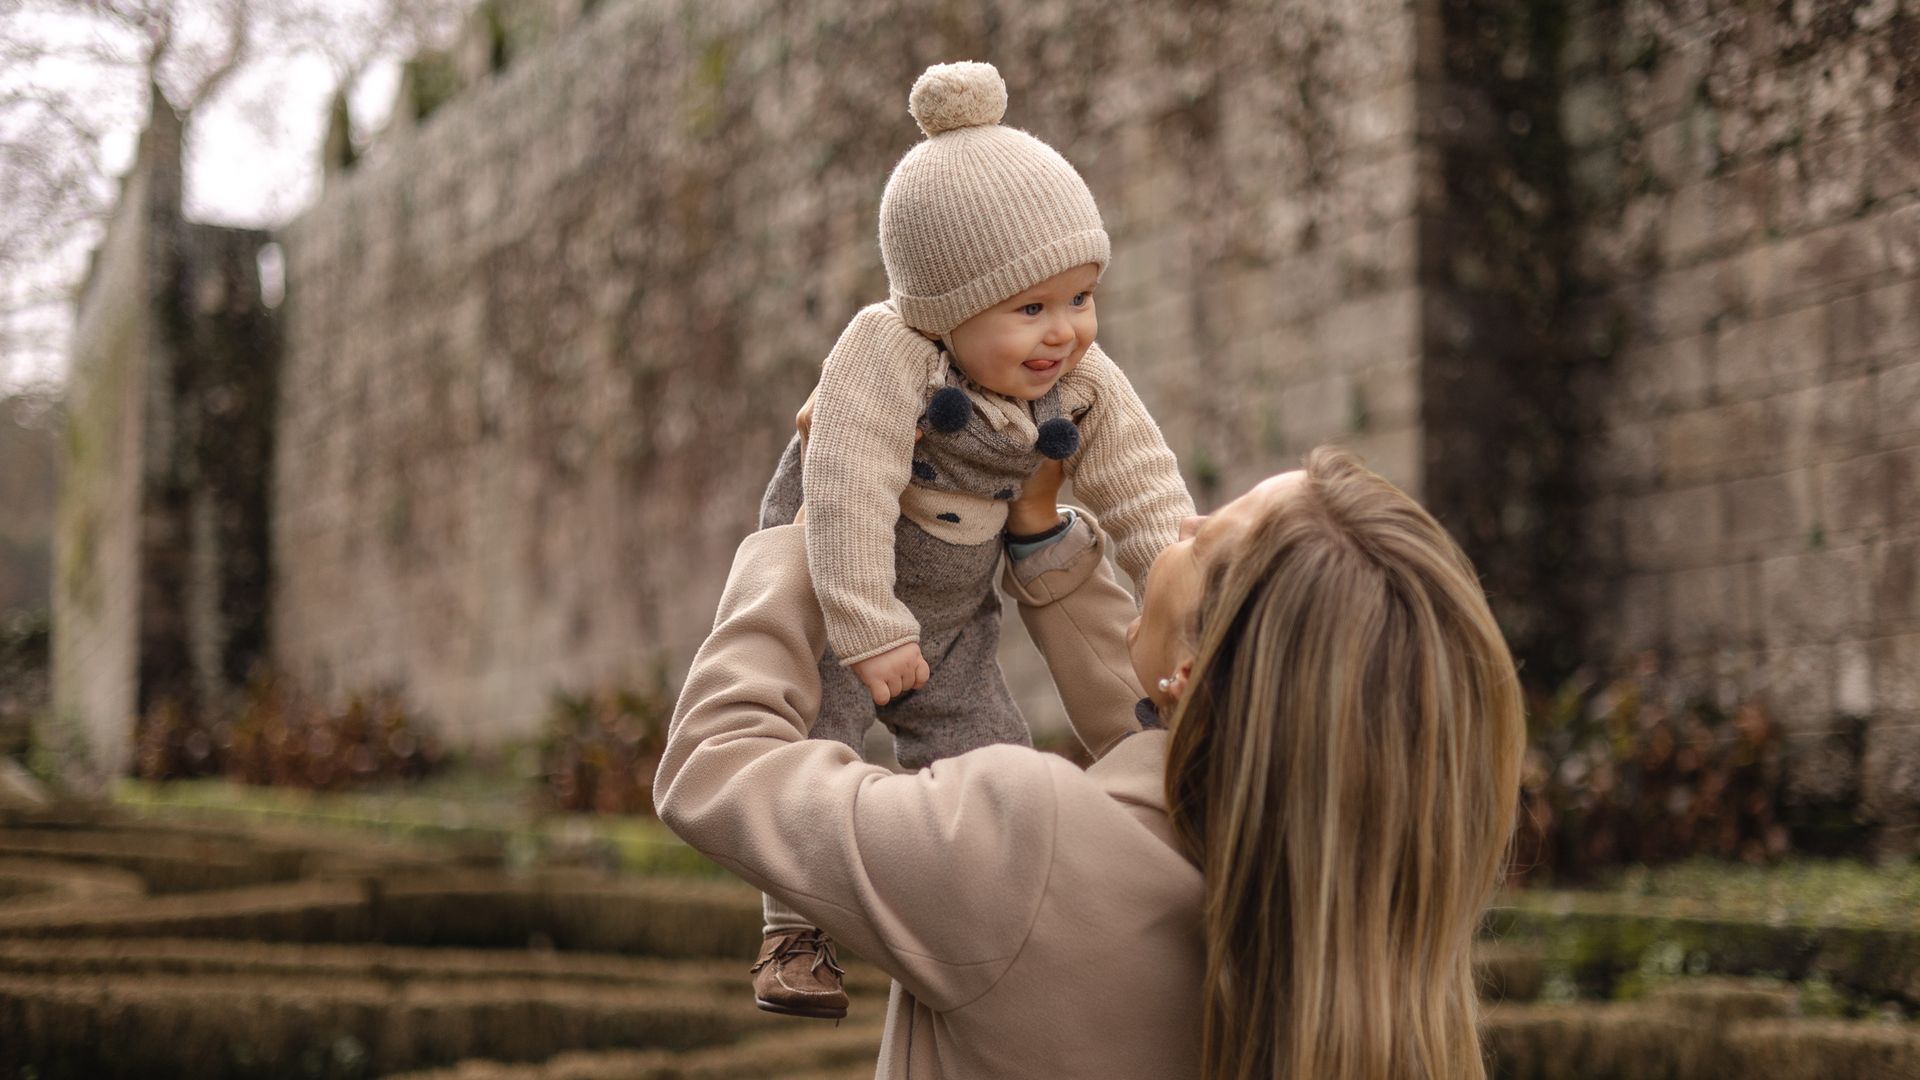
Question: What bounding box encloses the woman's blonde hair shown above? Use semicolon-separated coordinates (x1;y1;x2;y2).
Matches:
1165;446;1526;1080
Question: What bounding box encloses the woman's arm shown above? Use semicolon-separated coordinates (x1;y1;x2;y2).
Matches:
654;525;1069;1012
1000;460;1148;762
1002;509;1148;762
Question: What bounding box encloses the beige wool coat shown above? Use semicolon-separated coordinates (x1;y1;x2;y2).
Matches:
654;517;1204;1079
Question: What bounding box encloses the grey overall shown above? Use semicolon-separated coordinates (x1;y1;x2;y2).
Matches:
756;369;1080;770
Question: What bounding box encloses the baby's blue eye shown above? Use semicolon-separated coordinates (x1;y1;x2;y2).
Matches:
1070;292;1090;306
1021;302;1044;316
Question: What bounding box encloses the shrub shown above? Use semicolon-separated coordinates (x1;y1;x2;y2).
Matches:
540;688;669;815
1509;668;1799;886
0;608;49;756
135;673;444;789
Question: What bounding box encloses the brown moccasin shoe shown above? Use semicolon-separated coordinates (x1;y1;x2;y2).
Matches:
751;927;849;1019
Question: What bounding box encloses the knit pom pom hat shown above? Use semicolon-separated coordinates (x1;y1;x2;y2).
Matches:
879;61;1111;337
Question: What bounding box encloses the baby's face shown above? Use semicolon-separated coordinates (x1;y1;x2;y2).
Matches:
945;262;1100;400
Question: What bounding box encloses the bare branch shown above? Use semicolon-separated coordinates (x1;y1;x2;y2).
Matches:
181;0;252;112
1;0;483;384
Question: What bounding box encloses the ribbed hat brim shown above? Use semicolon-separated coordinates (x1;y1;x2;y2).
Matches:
891;228;1111;336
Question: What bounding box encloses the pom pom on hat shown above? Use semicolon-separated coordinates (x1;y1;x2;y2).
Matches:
909;61;1008;137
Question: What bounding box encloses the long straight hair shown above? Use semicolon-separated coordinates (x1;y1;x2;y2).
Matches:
1164;447;1526;1080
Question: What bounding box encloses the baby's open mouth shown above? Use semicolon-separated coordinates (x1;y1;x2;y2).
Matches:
1023;358;1061;371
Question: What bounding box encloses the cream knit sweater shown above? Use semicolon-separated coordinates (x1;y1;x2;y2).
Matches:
802;302;1194;665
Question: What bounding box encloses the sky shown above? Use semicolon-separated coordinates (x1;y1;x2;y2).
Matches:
1;3;419;392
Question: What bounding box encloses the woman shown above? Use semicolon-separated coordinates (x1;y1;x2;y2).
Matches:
654;446;1526;1079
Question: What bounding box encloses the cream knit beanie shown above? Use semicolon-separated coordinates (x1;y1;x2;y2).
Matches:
879;61;1111;337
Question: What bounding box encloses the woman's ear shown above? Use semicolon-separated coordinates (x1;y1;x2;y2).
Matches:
1164;656;1195;701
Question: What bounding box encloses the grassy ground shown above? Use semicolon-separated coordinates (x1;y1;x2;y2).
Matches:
113;773;1920;922
1583;858;1920;928
1494;857;1920;932
112;770;721;879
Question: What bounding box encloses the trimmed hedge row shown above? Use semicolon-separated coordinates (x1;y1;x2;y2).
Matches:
0;880;374;942
0;817;471;893
0;829;282;893
370;871;764;958
0;975;761;1080
0;937;894;996
0;871;766;960
0;857;146;911
1484;1001;1920;1080
385;1022;890;1080
1477;939;1550;1003
1487;890;1920;1007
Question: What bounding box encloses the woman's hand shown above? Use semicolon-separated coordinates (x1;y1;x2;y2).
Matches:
1006;459;1067;537
850;641;930;706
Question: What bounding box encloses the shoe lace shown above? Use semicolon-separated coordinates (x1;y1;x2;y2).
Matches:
754;928;845;978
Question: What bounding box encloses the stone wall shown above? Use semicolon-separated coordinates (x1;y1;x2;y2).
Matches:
270;0;1425;745
0;391;60;617
1566;0;1920;827
50;97;278;791
50;105;173;789
58;0;1920;831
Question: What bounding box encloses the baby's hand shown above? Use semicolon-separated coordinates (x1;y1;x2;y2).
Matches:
851;642;929;706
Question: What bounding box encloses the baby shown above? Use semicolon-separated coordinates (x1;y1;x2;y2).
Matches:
750;61;1194;1017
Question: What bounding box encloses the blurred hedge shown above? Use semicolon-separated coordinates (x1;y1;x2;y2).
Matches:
539;688;668;815
1509;665;1873;886
0;609;48;758
135;674;443;789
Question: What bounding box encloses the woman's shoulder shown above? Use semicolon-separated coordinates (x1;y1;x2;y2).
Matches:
912;740;1146;836
937;735;1183;854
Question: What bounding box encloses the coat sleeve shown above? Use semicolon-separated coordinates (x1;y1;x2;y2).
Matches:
1059;344;1195;590
802;302;940;664
654;525;1070;1012
1001;510;1146;761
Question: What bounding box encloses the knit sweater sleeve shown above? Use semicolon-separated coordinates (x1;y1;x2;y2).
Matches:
1061;344;1194;590
802;302;940;664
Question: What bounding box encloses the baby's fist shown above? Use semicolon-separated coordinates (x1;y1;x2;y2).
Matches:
851;642;930;706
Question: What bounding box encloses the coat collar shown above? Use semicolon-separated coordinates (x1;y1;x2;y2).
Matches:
1086;729;1193;863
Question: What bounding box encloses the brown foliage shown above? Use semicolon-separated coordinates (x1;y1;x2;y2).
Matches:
135;674;443;789
539;688;668;815
1508;667;1809;885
